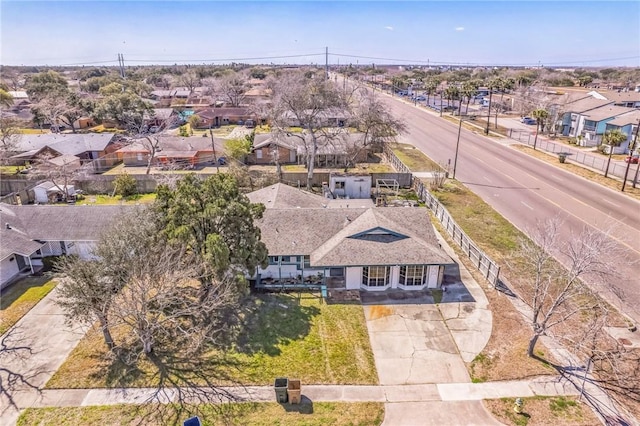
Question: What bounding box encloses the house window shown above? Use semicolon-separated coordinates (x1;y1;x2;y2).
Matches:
399;265;426;286
334;181;345;190
362;266;389;287
303;255;311;268
256;150;263;159
268;256;278;265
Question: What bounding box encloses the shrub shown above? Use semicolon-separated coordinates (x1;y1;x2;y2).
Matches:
113;173;137;197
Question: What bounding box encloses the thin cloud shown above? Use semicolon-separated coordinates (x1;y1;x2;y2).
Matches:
384;26;394;31
455;27;465;31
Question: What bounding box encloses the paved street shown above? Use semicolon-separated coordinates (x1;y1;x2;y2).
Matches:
375;89;640;324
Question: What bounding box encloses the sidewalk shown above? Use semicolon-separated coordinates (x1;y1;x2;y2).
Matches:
9;377;577;409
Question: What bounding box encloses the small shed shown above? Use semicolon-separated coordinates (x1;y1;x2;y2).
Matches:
328;174;372;199
33;181;76;204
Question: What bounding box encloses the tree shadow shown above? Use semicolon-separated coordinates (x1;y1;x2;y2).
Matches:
234;294;320;357
0;326;42;410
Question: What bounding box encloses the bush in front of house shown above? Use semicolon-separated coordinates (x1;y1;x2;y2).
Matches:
113;173;137;198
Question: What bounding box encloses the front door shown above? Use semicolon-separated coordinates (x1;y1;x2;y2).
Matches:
427;266;439;288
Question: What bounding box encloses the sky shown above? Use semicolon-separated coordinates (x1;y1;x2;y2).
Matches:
1;1;639;67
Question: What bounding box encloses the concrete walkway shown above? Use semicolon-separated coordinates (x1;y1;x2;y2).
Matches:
0;287;88;426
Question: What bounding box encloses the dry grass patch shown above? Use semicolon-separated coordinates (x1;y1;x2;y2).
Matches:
430;217;555;382
512;145;640;202
17;402;385;426
390;143;442;171
0;276;57;335
47;294;377;389
484;396;599;426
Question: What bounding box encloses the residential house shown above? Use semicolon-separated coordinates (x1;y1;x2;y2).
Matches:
599;91;640;109
248;134;297;165
577;105;634;147
115;136;224;168
143;108;177;128
559;97;614;138
195;107;255;128
0;203;134;288
252;193;453;291
9;133;119;165
1;184;450;293
604;110;640;154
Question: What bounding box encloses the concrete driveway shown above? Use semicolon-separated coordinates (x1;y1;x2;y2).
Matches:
363;302;470;385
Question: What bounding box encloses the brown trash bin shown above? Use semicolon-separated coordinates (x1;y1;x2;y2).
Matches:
287;379;301;404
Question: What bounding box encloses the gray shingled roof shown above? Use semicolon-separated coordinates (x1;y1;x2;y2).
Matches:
256;207;452;267
0;204;135;242
247;183;329;209
0;207;44;259
14;133;116;156
311;208;452;267
256;208;367;256
607;110;640;127
565;98;614;114
583;105;634;122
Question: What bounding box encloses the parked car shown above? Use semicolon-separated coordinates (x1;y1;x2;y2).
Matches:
625;154;640;164
521;117;537;125
50;124;67;132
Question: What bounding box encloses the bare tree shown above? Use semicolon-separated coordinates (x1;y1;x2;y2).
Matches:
0;118;21;165
270;71;348;189
347;88;406;167
124;112;180;175
30;152;81;202
178;70;201;94
218;72;248;107
518;218;622;357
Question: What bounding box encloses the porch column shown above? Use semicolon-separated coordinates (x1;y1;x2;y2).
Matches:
27;255;34;274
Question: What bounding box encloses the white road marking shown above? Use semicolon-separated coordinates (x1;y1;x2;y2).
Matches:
521;201;534;210
483;175;492;183
602;198;621;208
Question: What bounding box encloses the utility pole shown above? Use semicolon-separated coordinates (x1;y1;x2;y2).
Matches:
485;90;493;135
453;116;464;179
117;53;126;80
209;124;219;173
621;119;640;191
325;46;329;80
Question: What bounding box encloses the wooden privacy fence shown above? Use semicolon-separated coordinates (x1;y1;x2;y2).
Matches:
385;148;501;287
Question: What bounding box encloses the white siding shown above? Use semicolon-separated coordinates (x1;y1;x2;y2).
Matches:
41;241;64;257
345;267;362;289
1;256;20;289
65;241;96;259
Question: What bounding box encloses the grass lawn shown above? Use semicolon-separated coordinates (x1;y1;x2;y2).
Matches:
390;143;442;172
19;128;49;134
78;193;157;205
483;396;599;426
17;402;384;426
0;165;21;175
46;293;377;388
0;276;57;335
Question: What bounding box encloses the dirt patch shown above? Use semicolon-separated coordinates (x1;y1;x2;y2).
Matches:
484;396;600;426
367;305;395;320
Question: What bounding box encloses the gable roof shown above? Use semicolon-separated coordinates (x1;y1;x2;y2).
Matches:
255;206;452;267
14;133;117;156
0;204;135;242
0;207;43;260
310;208;451;267
583;105;635;122
564;97;614;114
247;183;374;209
607;110;640;127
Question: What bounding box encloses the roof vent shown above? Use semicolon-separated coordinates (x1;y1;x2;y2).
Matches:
5;223;11;230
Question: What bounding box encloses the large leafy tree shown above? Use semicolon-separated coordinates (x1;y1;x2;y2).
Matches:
24;70;68;101
0;89;13;108
155;173;268;292
93;91;152;128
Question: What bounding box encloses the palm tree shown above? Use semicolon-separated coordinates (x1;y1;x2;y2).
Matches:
603;129;628;178
531;108;549;150
495;77;515;128
424;79;437;107
460;80;480;116
484;77;501;134
444;85;460;116
0;89;13;109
